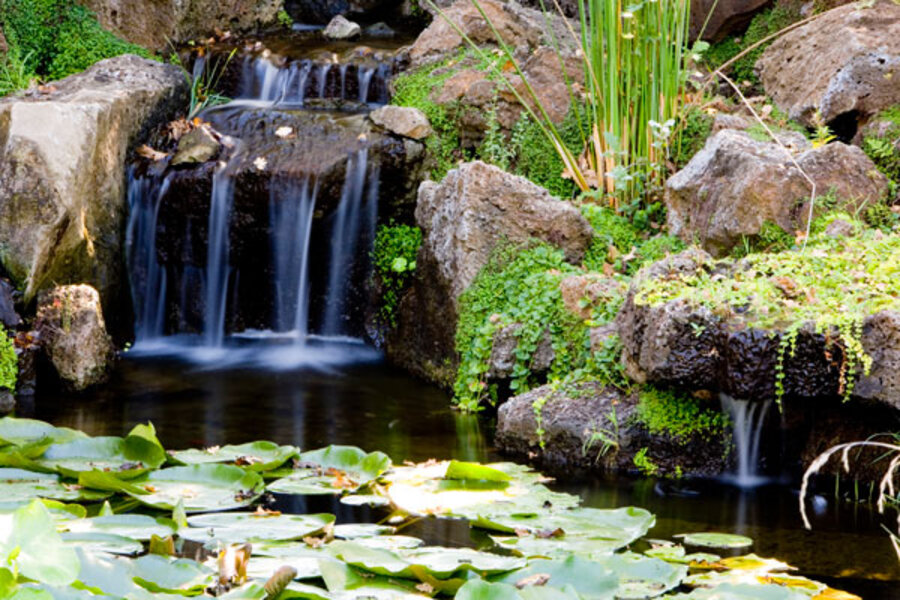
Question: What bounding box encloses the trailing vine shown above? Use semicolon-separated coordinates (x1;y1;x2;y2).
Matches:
371;224;422;327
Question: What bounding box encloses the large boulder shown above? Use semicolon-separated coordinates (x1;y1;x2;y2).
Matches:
79;0;284;51
665;129;889;256
689;0;769;41
758;0;900;128
386;161;594;384
0;55;188;321
35;285;115;391
495;382;731;477
616;250;900;412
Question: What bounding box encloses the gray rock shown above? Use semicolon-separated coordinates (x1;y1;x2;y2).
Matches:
35;285;115;391
0;55;188;309
666;130;889;256
758;0;900;127
0;280;20;330
364;22;395;38
323;15;361;40
79;0;284;50
172;125;221;165
690;0;769;41
824;218;858;238
369;106;433;140
0;390;13;415
488;325;554;379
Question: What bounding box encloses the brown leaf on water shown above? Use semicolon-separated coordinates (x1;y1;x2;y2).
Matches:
253;505;281;516
137;145;169;162
326;468;357;489
515;573;550;589
535;528;564;539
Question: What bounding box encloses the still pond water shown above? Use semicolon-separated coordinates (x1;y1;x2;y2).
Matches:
26;340;900;599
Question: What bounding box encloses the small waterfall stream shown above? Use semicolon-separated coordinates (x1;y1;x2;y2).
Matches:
721;393;774;487
124;37;394;363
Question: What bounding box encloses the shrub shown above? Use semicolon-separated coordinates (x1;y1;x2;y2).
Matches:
372;224;422;327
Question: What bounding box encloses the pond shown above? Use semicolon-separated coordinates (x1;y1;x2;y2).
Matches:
26;340;900;599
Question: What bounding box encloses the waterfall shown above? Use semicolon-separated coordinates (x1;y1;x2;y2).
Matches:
203;160;237;347
270;177;318;339
721;394;773;487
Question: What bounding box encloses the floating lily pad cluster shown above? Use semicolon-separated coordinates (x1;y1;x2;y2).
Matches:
0;418;856;600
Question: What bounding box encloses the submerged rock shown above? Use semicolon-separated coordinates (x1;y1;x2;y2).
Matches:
0;55;188;318
369;106;432;140
758;0;900;128
495;382;731;477
666;130;888;256
35;285;115;391
385;161;593;385
323;15;362;40
80;0;283;50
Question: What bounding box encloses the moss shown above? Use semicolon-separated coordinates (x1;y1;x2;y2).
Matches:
580;204;640;272
509;110;586;199
635;387;729;444
632;447;659;477
0;0;150;88
707;4;802;87
371;224;422;327
636;220;900;404
0;326;16;392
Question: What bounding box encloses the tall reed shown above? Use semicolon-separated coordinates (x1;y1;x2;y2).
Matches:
432;0;690;206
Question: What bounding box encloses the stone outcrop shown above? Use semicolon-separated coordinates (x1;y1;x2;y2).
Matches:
80;0;284;51
616;250;900;412
666;130;889;256
496;382;730;477
369;106;432;140
0;55;188;319
322;15;362;40
386;161;594;385
35;285;115;391
689;0;769;41
758;0;900;128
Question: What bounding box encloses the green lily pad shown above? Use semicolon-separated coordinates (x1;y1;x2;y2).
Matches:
132;554;214;596
670;582;808;599
60;531;143;556
444;461;512;483
181;511;334;543
168;442;298;472
267;446;391;496
34;424;166;479
317;558;427;599
676;532;753;549
493;556;619;600
0;418;86;447
245;556;323;581
333;523;396;539
64;514;177;541
601;552;687;598
456;580;584;600
0;468;109;503
0;499;86;522
0;501;80;587
122;465;265;513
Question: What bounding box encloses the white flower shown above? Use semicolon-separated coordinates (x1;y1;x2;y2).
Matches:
254;156;268;171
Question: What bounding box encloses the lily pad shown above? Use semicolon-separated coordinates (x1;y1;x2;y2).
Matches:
444;461;512;483
493;556;619;600
317;558;427;599
0;501;80;587
60;532;144;556
63;514;177;541
132;554;214;595
267;446;391;496
169;442;298;472
35;424;167;479
181;511;334;543
124;465;265;513
333;523;396;539
0;418;86;447
676;532;753;549
670;582;807;599
0;468;109;503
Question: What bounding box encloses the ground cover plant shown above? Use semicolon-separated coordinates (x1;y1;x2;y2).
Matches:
0;416;860;599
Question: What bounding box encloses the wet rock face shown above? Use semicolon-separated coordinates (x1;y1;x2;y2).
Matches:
617;251;900;411
0;55;188;324
385;161;593;385
758;0;900;129
665;130;889;257
35;285;115;392
496;382;730;477
80;0;283;51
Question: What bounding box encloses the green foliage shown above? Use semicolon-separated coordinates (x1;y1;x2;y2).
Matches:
861;106;900;191
632;447;659;477
390;54;464;180
0;326;16;392
276;9;293;27
706;5;801;87
636;222;900;406
672;106;713;169
581;204;640;272
635;387;729;444
732;221;795;258
508;111;584;199
0;0;150;88
0;47;34;96
372;224;422;327
478;104;513;171
629;235;686;275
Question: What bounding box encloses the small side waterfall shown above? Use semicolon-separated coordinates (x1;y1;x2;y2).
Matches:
721;394;774;487
203;158;237;347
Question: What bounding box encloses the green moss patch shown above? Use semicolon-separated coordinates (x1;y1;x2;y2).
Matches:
635;387;729;444
371;224;422;327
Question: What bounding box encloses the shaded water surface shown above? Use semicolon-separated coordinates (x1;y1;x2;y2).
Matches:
30;347;900;599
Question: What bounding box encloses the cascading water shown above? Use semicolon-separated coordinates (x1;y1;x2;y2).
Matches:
124;35;395;365
721;393;774;487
